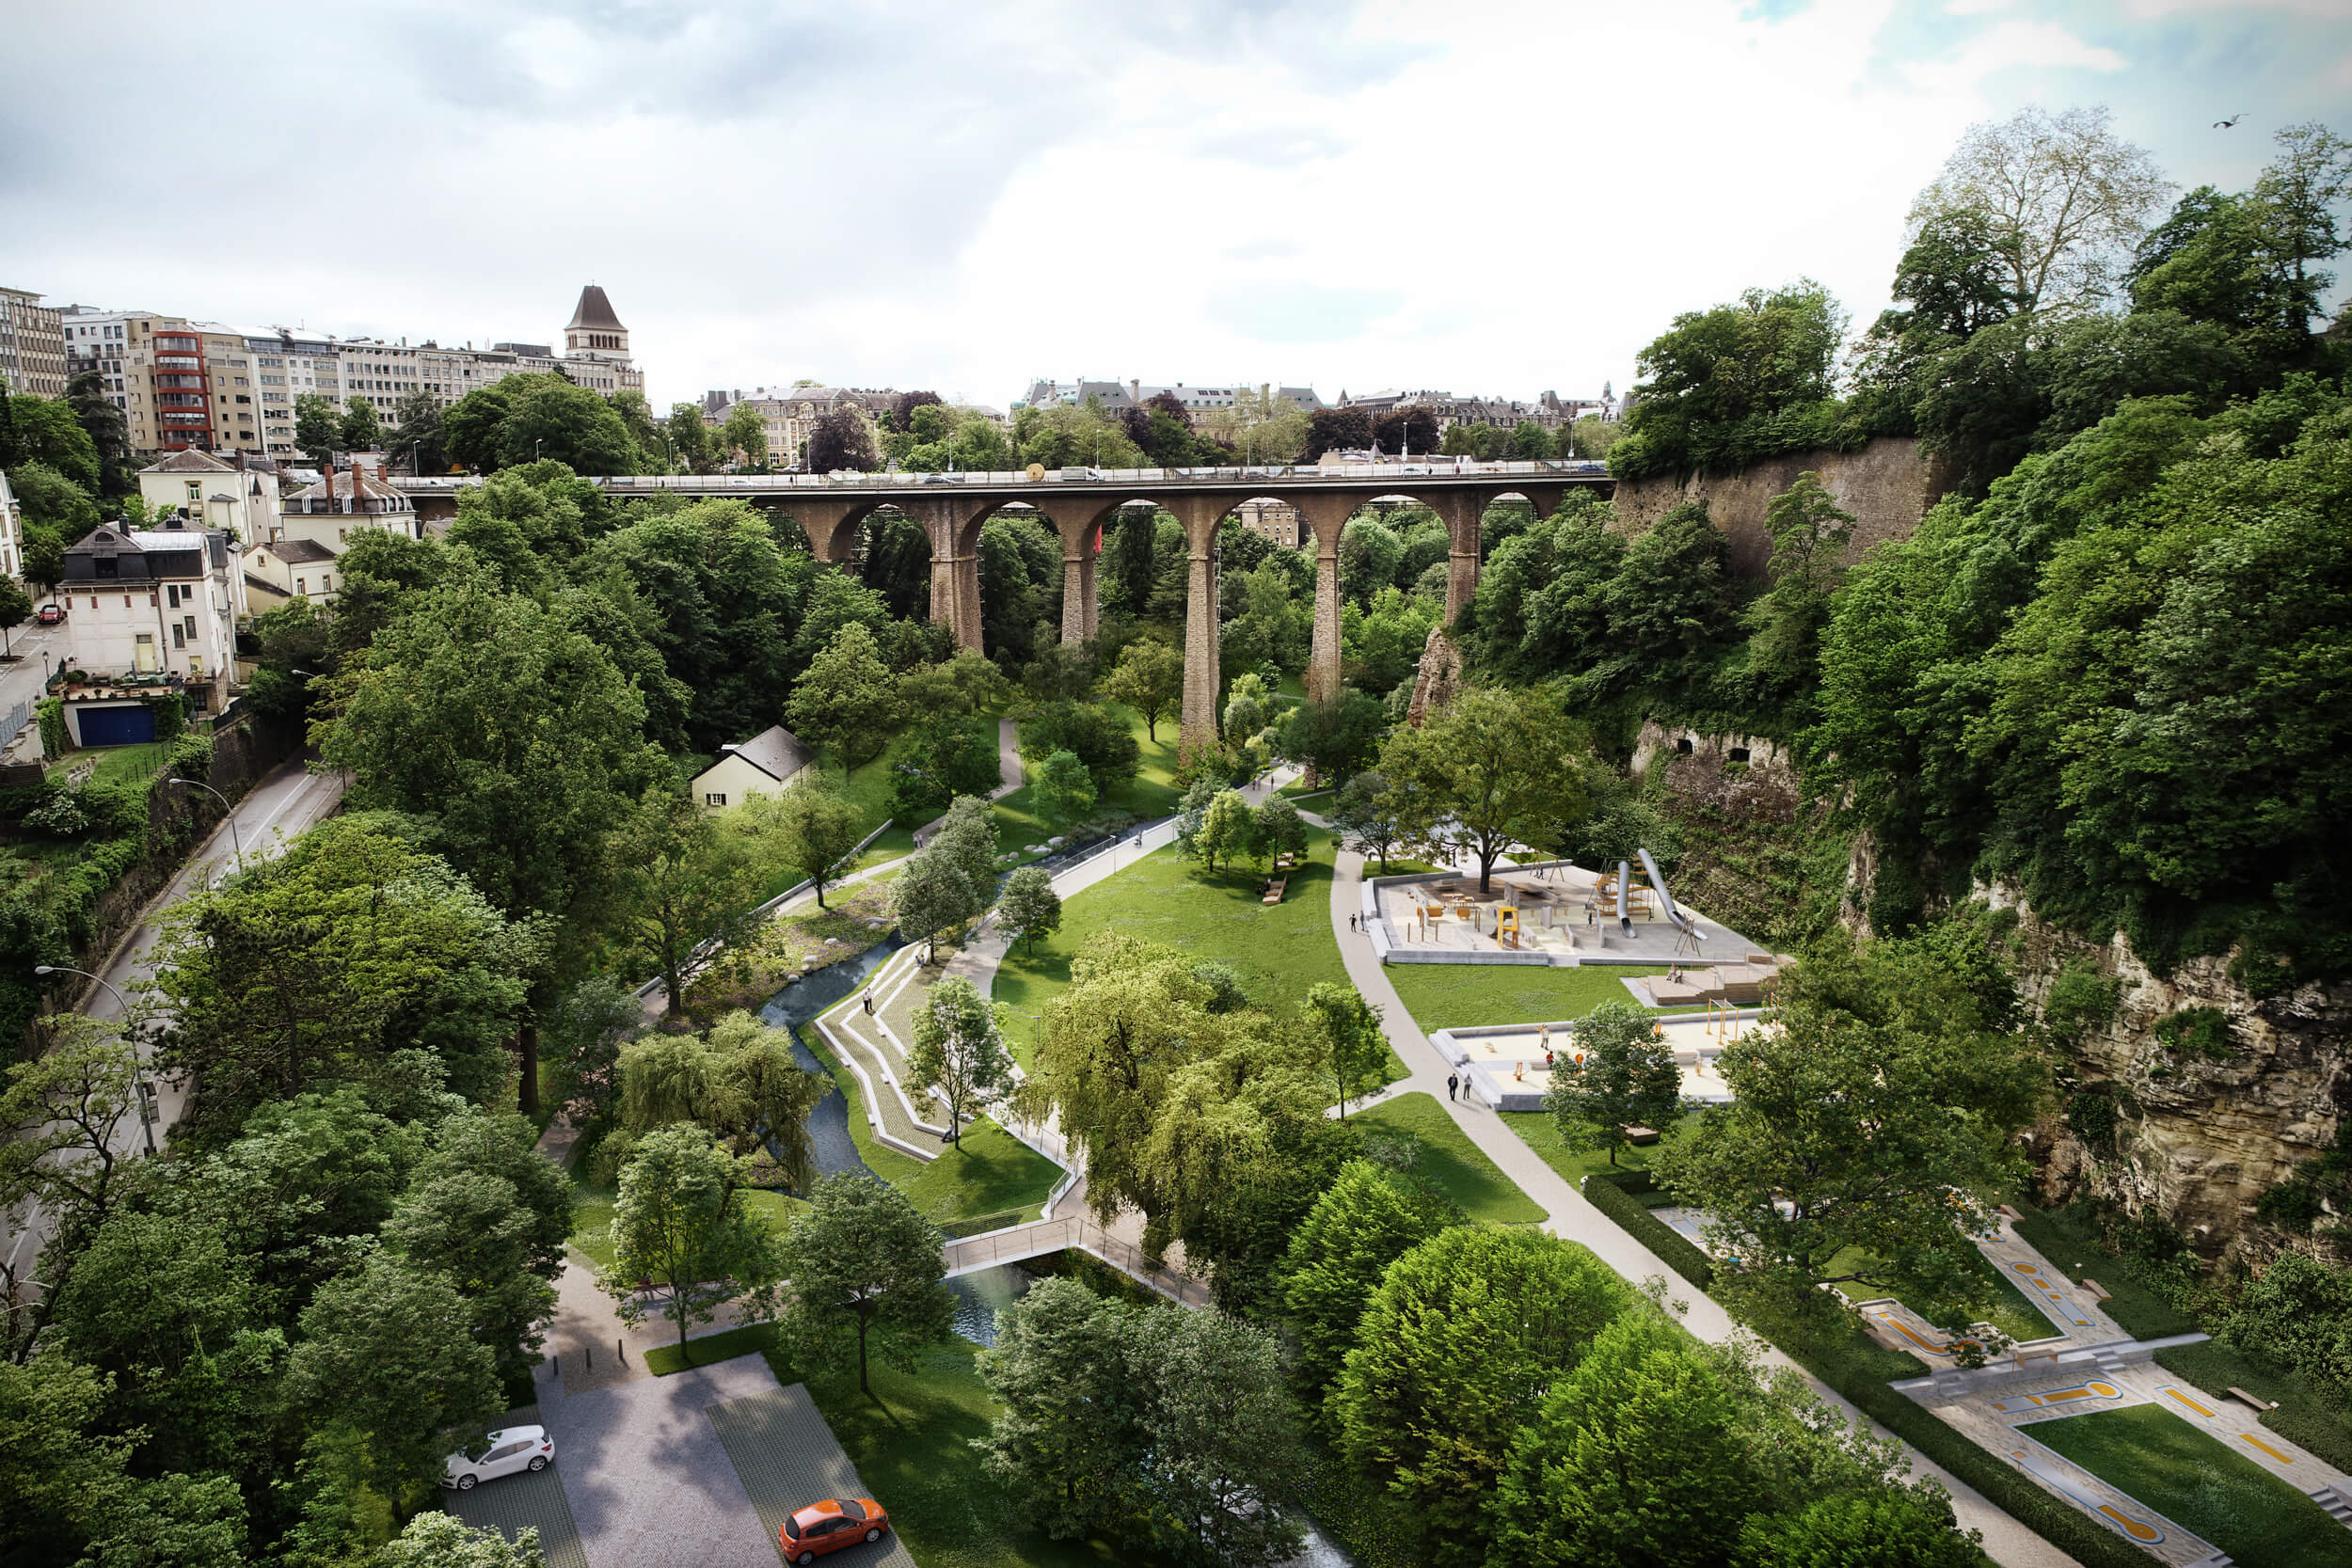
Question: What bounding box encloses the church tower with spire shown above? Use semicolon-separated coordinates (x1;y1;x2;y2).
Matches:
558;284;642;395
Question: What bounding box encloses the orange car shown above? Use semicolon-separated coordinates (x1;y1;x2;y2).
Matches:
779;1497;890;1562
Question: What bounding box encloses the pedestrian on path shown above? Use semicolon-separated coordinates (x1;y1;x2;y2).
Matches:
862;988;874;1015
1447;1071;1459;1101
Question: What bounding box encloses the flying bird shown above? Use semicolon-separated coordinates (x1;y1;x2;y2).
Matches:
2215;114;2245;129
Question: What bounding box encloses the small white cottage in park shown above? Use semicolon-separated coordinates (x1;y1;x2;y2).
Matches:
691;724;814;812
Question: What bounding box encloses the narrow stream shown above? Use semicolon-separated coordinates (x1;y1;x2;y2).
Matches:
757;937;904;1181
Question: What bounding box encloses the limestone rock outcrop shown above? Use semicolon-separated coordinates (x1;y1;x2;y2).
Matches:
1404;624;1465;728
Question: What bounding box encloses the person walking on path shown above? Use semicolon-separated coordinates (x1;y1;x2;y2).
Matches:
862;987;875;1015
1447;1071;1459;1101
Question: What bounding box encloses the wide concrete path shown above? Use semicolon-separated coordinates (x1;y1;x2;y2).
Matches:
1319;840;2076;1568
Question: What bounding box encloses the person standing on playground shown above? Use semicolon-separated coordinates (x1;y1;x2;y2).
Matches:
1447;1071;1459;1101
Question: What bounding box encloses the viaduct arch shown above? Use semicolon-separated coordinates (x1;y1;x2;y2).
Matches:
393;467;1599;749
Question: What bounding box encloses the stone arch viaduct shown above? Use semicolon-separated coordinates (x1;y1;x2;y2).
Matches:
392;462;1613;748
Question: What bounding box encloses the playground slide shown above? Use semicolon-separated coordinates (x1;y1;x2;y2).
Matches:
1637;847;1690;932
1615;860;1633;937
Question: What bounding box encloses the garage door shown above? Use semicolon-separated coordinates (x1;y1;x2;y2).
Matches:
76;705;158;747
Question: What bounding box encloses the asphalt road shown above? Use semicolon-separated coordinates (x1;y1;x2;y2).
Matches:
3;760;346;1287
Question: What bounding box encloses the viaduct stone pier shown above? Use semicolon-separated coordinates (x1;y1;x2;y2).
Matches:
393;462;1610;749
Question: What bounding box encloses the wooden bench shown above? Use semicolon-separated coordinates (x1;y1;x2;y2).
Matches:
1262;878;1287;906
2229;1386;2278;1412
1620;1124;1661;1146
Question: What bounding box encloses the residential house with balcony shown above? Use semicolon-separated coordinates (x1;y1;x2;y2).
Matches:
56;519;242;745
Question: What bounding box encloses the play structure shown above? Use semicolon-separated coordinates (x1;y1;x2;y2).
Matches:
1364;851;1781;972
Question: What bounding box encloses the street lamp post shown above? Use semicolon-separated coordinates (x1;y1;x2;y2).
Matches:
167;776;240;867
33;964;156;1154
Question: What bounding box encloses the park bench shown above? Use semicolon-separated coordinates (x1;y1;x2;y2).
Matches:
1619;1124;1661;1146
1262;878;1287;905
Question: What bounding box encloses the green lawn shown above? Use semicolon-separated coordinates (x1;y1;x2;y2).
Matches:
48;739;171;788
1384;962;1684;1034
774;1337;1133;1568
1820;1244;2058;1345
803;1028;1063;1226
992;703;1187;864
2008;1199;2199;1339
1503;1107;1700;1188
993;827;1378;1070
2029;1402;2349;1568
1350;1093;1544;1226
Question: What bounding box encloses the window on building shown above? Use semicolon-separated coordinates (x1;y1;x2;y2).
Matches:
706;792;726;807
295;578;306;594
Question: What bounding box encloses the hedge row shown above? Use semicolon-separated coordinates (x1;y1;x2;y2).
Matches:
1578;1175;2157;1568
1581;1171;1714;1292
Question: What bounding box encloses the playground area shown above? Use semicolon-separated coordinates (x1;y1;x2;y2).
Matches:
1431;1006;1764;1112
1366;852;1785;973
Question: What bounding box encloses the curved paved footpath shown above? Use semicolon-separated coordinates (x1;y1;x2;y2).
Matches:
1320;838;2076;1568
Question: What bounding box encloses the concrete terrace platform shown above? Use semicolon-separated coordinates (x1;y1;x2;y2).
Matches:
1432;1013;1760;1111
1363;861;1775;968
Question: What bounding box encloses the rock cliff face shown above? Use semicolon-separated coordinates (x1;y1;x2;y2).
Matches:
1992;887;2352;1257
1404;624;1465;727
1608;435;1955;578
1631;723;2350;1255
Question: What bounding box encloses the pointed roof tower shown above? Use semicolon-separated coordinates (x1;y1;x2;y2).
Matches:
566;285;624;333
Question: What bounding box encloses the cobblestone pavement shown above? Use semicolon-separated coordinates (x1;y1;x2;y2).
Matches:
444;1403;591;1568
541;1354;787;1568
707;1386;916;1568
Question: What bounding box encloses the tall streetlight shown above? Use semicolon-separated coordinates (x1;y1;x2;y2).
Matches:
167;776;240;867
33;965;155;1154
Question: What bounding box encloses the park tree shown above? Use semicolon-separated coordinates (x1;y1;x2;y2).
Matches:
294;392;341;464
1658;937;2046;1328
609;388;663;464
152;819;538;1141
340;395;383;451
1277;689;1386;789
619;786;774;1016
996;865;1062;954
1330;768;1418;874
1298;983;1386;1120
1498;1309;1757;1567
387;389;448;476
541;974;639;1121
1032;749;1095;832
1339;517;1405;607
1376;684;1586;894
1099;637;1184;742
892;718;1003;818
909;976;1012;1146
1331;1227;1631;1564
501;375;640;474
1740;1491;1982;1568
1305;405;1373;458
602;1125;786;1350
316;587;668;1114
807;406;875;472
752;773;863;911
616;1010;826;1181
1121;1304;1310;1568
287;1253;503;1504
1221;670;1279;746
1509;419;1553;459
1544;1001;1686;1166
928;793;1003;906
780;1172;955;1394
1909;103;2170;317
665;402;712;473
1742;471;1857;709
4;462;98;543
1020;700;1140;794
1251;797;1308;870
3;393;99;490
0;1020;147;1349
376;1513;548;1568
61;372;132;498
898;648;1011;721
383;1164;560;1382
975;1275;1138;1539
787;622;899;766
1277;1160;1454;1414
1191;788;1252;874
1607;281;1849;480
893;843;982;961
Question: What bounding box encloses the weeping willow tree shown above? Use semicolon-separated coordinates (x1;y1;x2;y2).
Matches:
617;1010;826;1185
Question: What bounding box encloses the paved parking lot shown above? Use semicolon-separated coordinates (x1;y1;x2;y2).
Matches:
445;1403;590;1568
708;1386;916;1568
543;1355;786;1568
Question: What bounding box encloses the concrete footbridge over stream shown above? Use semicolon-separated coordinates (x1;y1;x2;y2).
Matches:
393;459;1612;748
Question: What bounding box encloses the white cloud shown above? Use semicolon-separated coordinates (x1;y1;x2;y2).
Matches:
1;0;2342;411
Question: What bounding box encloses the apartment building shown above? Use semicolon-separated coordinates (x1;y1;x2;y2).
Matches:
243;461;421;610
0;468;24;581
0;287;69;397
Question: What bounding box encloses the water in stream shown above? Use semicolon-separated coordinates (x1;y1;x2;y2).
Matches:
757;937;904;1181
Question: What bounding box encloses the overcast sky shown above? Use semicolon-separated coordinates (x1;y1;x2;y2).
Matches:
5;0;2347;412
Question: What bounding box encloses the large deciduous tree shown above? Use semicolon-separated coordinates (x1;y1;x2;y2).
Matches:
1098;637;1184;742
1375;684;1585;894
1544;1001;1686;1166
787;622;899;766
779;1172;954;1394
807;407;876;473
1277;1160;1453;1415
620;787;773;1016
755;775;864;910
1298;983;1388;1120
601;1125;786;1350
616;1010;825;1183
1657;937;2045;1329
995;865;1061;954
908;976;1011;1146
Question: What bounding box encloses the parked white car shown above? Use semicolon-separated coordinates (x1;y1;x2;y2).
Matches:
442;1426;555;1490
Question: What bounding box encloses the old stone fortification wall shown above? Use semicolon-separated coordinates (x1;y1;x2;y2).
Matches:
1607;435;1953;578
1994;888;2350;1259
